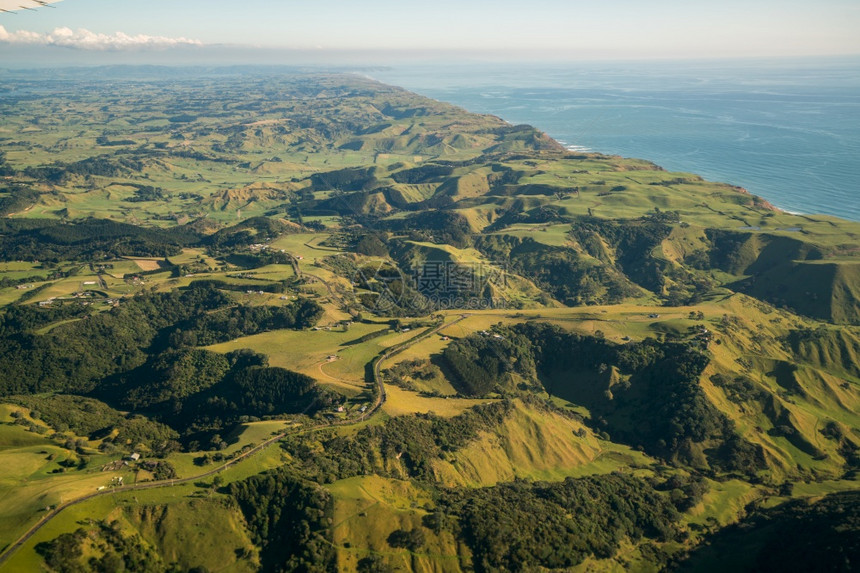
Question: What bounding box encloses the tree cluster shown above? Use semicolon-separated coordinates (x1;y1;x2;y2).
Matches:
435;473;680;572
229;469;335;572
281;401;514;482
36;520;171;573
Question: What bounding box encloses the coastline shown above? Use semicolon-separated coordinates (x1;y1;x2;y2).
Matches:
373;59;860;222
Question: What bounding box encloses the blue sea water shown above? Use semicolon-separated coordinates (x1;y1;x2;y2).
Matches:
373;58;860;222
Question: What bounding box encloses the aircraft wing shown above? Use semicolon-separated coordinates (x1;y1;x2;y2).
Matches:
0;0;63;12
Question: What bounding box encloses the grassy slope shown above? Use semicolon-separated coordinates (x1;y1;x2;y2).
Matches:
1;73;859;572
430;399;654;487
328;476;468;573
2;485;259;573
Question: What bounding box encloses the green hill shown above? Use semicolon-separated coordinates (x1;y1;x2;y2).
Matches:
675;491;860;572
0;69;857;573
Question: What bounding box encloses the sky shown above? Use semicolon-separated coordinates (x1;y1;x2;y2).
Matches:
1;0;859;64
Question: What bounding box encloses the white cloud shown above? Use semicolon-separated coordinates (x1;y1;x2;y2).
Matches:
0;25;202;50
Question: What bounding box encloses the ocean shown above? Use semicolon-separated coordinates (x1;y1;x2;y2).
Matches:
373;58;860;222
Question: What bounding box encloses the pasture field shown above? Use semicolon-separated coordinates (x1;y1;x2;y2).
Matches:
0;262;46;279
486;223;575;247
0;403;293;557
429;399;656;488
1;71;858;572
327;476;464;573
206;323;395;393
684;479;761;534
269;233;343;259
0;423;135;554
381;386;490;418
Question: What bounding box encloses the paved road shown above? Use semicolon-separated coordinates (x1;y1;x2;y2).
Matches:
0;313;466;569
286;250;343;306
0;429;288;569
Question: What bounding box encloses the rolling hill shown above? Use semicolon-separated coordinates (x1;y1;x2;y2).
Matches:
0;68;856;573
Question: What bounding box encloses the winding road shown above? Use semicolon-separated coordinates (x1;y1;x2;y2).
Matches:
0;313;466;569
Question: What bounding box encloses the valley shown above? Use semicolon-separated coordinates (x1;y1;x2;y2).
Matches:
0;69;857;572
